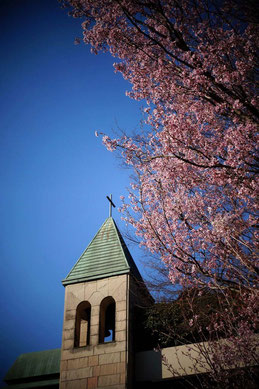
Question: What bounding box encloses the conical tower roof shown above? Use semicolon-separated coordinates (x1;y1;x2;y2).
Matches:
62;217;143;286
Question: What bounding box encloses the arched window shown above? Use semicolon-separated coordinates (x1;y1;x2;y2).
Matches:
99;297;116;343
74;301;91;347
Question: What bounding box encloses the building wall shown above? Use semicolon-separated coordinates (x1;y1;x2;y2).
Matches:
60;274;129;389
128;276;154;387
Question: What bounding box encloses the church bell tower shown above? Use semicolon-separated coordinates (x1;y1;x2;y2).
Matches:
59;216;152;389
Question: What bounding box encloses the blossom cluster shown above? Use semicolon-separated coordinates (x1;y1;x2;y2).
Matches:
63;0;258;383
64;0;258;291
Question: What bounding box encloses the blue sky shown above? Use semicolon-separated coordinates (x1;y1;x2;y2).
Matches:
0;0;145;383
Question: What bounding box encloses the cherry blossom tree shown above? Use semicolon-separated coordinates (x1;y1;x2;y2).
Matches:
62;0;258;384
144;287;258;387
62;0;258;291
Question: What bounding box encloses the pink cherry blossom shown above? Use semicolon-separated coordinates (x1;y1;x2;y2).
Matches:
64;0;258;290
63;0;258;382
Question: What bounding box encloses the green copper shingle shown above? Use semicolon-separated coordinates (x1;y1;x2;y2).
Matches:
62;217;143;285
4;348;60;386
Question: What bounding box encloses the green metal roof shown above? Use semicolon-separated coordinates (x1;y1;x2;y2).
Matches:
4;349;60;387
62;217;143;285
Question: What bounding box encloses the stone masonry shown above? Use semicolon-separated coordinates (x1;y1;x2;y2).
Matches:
60;274;129;389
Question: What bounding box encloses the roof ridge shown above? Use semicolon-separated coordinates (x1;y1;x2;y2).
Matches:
19;348;61;356
112;219;144;283
109;218;130;270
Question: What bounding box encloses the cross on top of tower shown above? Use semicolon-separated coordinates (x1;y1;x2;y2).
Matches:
106;194;116;217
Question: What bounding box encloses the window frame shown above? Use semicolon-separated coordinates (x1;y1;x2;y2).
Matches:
99;296;116;344
74;301;91;348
